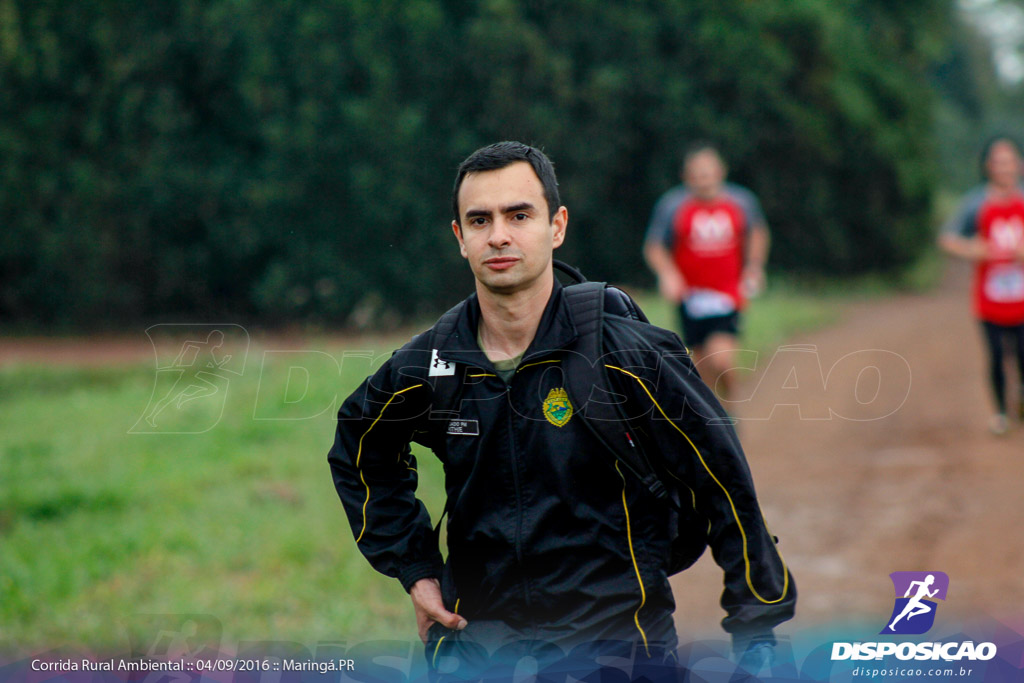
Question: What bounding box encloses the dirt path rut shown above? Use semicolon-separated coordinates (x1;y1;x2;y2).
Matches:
672;259;1024;640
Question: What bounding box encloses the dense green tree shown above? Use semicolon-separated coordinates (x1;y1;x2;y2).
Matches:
933;0;1024;192
0;0;963;328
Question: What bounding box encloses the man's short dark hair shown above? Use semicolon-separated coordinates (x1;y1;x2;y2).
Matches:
979;134;1023;181
681;141;723;170
452;141;560;225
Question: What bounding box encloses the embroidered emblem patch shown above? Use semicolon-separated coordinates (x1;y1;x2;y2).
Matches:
542;387;573;428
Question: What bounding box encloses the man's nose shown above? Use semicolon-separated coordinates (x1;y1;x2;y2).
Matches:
488;218;513;248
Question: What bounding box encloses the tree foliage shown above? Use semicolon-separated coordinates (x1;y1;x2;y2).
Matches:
932;1;1024;192
0;0;956;328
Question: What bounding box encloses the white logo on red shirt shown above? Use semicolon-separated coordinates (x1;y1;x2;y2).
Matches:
690;209;736;251
989;216;1024;254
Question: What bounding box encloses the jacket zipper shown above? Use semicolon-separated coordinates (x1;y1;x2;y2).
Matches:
505;381;533;614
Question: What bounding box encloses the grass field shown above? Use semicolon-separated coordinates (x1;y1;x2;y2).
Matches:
0;273;927;652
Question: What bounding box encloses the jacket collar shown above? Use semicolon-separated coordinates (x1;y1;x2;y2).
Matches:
434;278;579;368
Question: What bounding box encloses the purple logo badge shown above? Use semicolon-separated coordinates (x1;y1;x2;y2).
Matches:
880;571;949;635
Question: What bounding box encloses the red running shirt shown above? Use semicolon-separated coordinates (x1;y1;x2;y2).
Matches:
672;196;748;310
646;183;766;313
974;196;1024;324
944;185;1024;324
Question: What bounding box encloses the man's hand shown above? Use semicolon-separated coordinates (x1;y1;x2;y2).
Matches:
733;635;775;676
938;234;988;261
658;270;688;304
644;241;687;303
736;641;775;675
742;265;765;299
409;578;467;644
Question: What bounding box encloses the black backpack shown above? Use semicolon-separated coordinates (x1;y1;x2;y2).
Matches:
429;261;709;575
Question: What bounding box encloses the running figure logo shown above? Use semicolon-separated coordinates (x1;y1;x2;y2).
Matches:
881;571;950;635
131;324;249;434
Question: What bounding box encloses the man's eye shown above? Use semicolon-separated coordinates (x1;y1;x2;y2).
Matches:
513;213;528;221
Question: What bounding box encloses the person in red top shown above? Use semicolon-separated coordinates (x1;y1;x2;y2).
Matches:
644;143;770;403
940;136;1024;435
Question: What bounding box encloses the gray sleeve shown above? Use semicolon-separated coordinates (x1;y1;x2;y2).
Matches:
941;187;986;238
725;183;768;232
644;187;688;250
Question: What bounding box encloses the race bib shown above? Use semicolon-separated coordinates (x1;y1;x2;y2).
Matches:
684;288;736;319
984;263;1024;303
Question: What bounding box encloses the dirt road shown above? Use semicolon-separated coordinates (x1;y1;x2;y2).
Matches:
672;259;1024;641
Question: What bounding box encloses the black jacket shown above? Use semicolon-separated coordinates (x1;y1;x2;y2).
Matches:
328;281;795;653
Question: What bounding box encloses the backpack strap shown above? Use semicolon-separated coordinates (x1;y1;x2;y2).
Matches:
562;281;606;347
431;300;463;351
553;259;588;285
561;282;677;509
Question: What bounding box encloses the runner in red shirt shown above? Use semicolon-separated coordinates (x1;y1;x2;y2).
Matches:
644;143;770;403
939;136;1024;435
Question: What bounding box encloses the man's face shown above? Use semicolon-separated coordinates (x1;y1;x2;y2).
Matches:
683;150;727;200
452;161;567;295
986;140;1022;189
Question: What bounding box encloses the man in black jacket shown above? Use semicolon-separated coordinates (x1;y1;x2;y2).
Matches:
328;141;795;679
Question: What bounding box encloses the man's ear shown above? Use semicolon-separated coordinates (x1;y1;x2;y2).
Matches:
551;206;568;249
452;220;468;258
